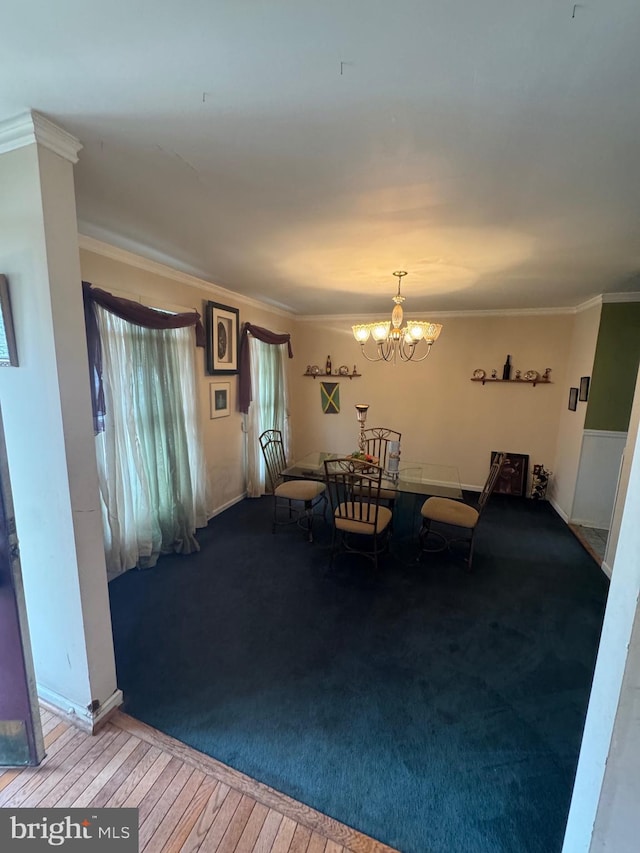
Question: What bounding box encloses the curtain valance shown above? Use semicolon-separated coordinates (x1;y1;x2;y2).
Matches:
239;322;293;413
83;281;206;433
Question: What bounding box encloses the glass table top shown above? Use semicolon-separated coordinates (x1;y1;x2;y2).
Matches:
283;452;462;500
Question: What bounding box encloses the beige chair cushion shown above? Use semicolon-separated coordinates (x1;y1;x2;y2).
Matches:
421;496;479;529
334;502;393;535
275;480;326;501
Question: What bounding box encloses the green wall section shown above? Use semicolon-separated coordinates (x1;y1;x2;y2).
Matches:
585;303;640;432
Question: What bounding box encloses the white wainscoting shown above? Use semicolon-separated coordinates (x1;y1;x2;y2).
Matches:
571;430;627;529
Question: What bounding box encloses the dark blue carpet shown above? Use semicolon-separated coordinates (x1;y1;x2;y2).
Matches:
108;494;608;853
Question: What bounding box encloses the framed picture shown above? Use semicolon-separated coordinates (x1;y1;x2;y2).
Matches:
568;387;579;411
579;376;590;402
491;451;529;497
0;275;18;367
209;381;231;418
205;301;239;374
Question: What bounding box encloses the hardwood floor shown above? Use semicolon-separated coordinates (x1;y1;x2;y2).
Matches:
0;708;398;853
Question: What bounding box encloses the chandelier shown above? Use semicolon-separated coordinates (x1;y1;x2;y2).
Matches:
352;271;442;363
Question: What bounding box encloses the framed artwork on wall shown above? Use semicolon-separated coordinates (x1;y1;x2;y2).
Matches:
491;451;529;497
0;275;18;367
579;376;590;402
205;301;239;374
568;387;579;411
209;381;231;418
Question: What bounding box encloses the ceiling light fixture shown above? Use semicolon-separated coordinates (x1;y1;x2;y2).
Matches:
352;271;442;363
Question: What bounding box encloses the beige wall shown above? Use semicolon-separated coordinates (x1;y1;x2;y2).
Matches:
79;246;293;515
291;313;573;491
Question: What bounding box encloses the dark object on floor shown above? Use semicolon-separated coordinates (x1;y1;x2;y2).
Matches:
109;494;609;853
531;464;552;500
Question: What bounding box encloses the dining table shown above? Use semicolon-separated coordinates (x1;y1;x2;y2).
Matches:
283;451;463;500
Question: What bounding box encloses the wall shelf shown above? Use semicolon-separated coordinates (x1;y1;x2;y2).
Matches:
304;372;361;380
470;378;552;387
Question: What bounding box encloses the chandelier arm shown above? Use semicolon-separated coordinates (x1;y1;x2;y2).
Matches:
381;341;395;362
399;339;434;362
359;342;385;363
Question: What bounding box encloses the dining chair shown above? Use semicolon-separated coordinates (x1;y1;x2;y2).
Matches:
323;457;393;569
417;451;506;570
361;427;402;471
360;427;402;506
259;430;326;543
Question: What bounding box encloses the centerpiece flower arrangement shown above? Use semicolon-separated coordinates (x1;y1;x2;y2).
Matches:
349;451;379;465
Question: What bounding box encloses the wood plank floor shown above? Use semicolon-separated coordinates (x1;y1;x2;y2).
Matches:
0;708;399;853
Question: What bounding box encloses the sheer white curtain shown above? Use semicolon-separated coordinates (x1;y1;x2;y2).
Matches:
246;336;291;497
95;307;208;575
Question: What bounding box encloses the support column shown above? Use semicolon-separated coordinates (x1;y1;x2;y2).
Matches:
0;111;121;731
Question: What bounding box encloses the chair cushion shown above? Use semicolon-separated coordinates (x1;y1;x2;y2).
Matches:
335;503;393;534
421;497;479;529
275;480;326;501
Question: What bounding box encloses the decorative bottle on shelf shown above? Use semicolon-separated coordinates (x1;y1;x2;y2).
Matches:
502;354;512;381
325;355;332;375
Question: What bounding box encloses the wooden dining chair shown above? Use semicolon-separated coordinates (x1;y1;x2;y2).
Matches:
323;457;393;569
259;430;326;543
417;452;506;570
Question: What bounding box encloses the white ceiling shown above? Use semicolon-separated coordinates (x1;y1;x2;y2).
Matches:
2;1;640;315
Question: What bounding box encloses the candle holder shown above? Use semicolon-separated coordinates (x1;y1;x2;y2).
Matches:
355;403;369;451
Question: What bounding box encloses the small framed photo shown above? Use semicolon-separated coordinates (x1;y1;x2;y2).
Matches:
568;387;579;411
205;301;239;374
579;376;590;402
210;381;231;418
0;275;19;367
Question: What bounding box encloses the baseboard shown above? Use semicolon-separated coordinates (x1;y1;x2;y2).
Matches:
549;497;569;523
601;560;612;578
207;491;246;520
37;685;123;735
461;483;481;493
570;518;609;529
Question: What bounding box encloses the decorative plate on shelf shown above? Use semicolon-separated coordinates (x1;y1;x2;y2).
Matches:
523;370;539;381
310;365;321;375
338;365;350;375
472;369;486;379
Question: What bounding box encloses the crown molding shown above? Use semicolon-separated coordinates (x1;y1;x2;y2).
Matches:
574;292;640;313
297;305;576;323
77;230;639;321
0;110;82;162
78;232;295;319
575;295;603;313
602;292;640;304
